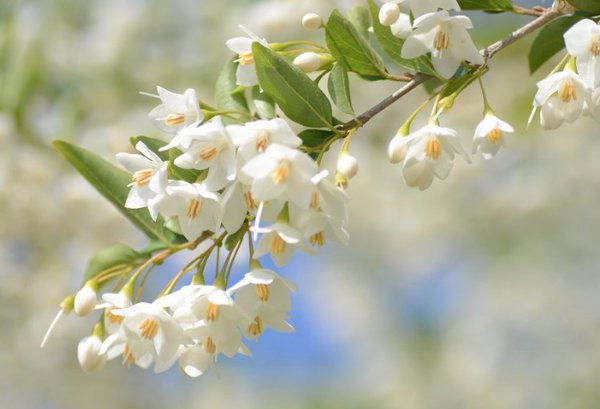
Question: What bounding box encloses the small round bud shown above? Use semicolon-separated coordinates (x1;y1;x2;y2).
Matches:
379;3;400;27
74;285;97;317
388;136;409;164
302;13;323;30
293;52;325;73
337;154;359;179
77;335;106;373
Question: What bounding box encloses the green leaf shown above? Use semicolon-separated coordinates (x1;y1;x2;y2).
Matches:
252;86;276;119
215;59;249;125
346;5;370;39
84;243;141;284
325;9;388;80
457;0;514;11
298;129;336;148
138;239;170;257
252;42;333;128
367;0;438;77
328;63;355;115
567;0;600;13
53;140;185;245
224;223;248;251
528;15;583;74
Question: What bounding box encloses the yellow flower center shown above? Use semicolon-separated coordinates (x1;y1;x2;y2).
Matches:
425;138;441;160
198;146;218;161
139;318;159;340
186;198;202;220
487;128;502;144
164;113;185;126
255;284;270;301
256;130;269;152
205;302;219;322
239;51;254;66
309;231;325;247
310;191;320;209
244;191;258;211
105;307;124;325
559;79;576;103
591;37;600;57
270;234;286;255
132;169;154;187
203;336;217;354
247;316;264;337
271;163;289;185
433;30;449;52
123;344;136;364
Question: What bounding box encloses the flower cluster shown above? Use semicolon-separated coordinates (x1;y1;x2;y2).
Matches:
530;19;600;130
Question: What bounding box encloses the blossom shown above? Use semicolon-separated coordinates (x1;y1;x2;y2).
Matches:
530;70;589;130
401;11;483;79
173;117;236;191
144;86;203;134
242;143;319;209
99;291;133;335
564;19;600;89
100;302;188;373
472;113;514;160
400;124;469;190
228;269;296;339
253;221;311;267
77;335;106;373
226;25;269;86
152;181;223;240
116;141;168;210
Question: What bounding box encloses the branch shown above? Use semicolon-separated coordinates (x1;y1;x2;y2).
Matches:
339;8;563;132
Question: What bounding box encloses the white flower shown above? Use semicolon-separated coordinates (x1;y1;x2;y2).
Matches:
145;86;203;134
228;269;296;339
401;11;483;79
74;284;97;317
306;170;350;227
173;117;236;191
153;181;222;240
116;141;168;211
400;124;469;190
100;302;188;373
77;335;107;373
564;19;600;88
226;25;269;86
388;135;410;164
253;221;311;267
293;208;350;248
530;70;589;130
472;113;514;160
242;144;319;209
98;291;132;335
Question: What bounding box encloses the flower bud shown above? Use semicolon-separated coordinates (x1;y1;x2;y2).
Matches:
74;283;97;317
302;13;323;30
293;52;326;73
379;3;400;26
388;136;409;164
337;154;359;179
77;335;106;373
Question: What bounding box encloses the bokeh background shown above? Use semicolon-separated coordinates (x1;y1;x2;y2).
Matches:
3;0;600;408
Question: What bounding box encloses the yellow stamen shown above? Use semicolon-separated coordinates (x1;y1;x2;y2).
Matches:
239;51;254;66
132;169;154;187
139;318;159;340
255;284;270;301
309;231;325;247
591;38;600;57
198;146;218;161
433;30;449;52
256;131;269;152
105;307;124;325
247;316;263;337
244;191;258;211
186;198;202;220
203;337;216;354
487;128;502;144
310;191;320;209
165;113;185;126
123;344;136;364
271;163;289;184
270;234;286;255
559;79;576;103
205;302;219;322
425;138;441;160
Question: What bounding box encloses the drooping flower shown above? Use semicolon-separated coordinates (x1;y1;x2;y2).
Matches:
77;335;107;373
116;141;168;210
564;19;600;89
226;26;269;87
253;221;311;267
144;86;203;134
472;113;514;160
401;11;483;79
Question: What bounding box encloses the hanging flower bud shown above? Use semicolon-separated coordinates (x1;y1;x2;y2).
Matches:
388;136;409;164
74;281;98;317
379;3;401;26
337;154;359;179
77;335;106;373
293;52;329;73
302;13;323;30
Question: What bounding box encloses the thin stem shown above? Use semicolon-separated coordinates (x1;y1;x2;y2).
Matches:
478;77;492;114
511;5;545;17
134;264;156;303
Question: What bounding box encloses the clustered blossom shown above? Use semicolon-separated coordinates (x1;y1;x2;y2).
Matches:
530;19;600;130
